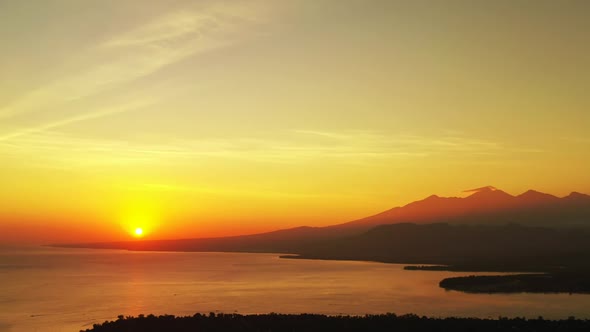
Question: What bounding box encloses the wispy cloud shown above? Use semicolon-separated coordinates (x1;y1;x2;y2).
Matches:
0;129;539;171
293;129;510;156
0;100;154;142
124;182;325;200
0;1;274;121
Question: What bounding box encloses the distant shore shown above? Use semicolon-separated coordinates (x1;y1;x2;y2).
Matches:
83;313;590;332
49;247;590;295
282;257;590;294
54;248;590;295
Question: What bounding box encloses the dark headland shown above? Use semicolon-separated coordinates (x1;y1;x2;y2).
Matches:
438;273;590;294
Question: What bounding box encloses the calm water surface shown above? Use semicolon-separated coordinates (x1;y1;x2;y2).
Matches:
1;247;590;332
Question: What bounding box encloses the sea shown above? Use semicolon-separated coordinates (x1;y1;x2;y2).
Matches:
1;246;590;332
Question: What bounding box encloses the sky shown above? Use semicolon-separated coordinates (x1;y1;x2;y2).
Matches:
1;0;589;244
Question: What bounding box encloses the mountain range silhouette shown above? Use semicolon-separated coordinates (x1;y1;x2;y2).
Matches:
342;186;590;229
56;187;590;269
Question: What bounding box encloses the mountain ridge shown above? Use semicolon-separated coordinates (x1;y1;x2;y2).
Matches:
340;187;590;229
53;187;590;254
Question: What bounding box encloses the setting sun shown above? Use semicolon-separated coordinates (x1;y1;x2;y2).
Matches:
134;228;143;237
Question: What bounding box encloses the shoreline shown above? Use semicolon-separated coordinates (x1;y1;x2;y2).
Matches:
54;247;590;295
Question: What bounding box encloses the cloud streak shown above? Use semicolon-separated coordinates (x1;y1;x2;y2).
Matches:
0;129;537;171
0;1;274;122
0;100;154;142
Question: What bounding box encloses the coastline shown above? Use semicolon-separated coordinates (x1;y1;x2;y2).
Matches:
50;247;590;295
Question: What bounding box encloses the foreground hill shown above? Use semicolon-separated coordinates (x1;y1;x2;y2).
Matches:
84;313;590;332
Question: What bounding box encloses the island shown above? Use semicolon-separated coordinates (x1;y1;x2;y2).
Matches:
439;273;590;294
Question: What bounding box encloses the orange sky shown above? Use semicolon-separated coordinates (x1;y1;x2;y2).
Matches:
1;1;589;244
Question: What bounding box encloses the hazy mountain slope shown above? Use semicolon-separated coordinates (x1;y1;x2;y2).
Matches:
56;225;359;253
295;223;590;270
341;187;590;228
55;187;590;254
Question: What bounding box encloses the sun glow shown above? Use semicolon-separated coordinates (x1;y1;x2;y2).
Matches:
121;207;159;239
